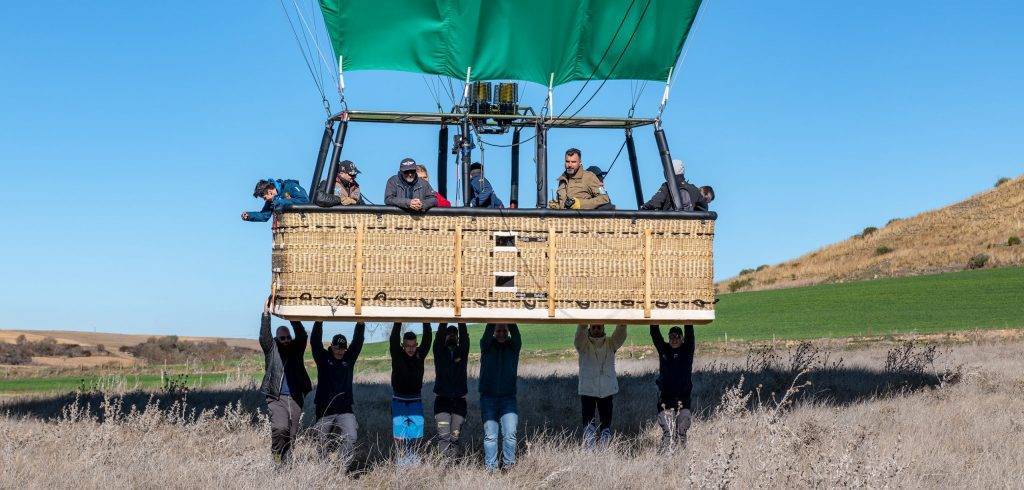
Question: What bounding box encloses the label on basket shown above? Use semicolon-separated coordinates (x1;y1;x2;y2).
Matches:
519;236;547;243
515;292;548;299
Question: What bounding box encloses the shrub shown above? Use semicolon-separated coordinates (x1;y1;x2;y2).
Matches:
120;336;255;364
738;268;755;276
967;253;989;269
728;277;753;292
875;246;893;255
756;264;769;272
886;218;901;226
1009;236;1022;247
0;335;99;365
862;226;878;236
994;177;1010;187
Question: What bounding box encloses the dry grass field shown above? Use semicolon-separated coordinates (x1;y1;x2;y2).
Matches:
719;174;1024;292
2;337;1022;488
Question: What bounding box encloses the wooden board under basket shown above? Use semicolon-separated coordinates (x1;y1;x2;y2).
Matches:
270;209;715;324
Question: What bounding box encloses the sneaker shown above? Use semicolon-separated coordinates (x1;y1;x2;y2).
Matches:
598;428;613;447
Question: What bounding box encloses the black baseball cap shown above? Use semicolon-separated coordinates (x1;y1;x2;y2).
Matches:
399;157;418;172
331;334;348;348
339;160;360;176
586;165;608;181
668;326;683;336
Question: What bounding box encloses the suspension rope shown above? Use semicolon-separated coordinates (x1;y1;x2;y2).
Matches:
278;0;331;115
659;0;713;117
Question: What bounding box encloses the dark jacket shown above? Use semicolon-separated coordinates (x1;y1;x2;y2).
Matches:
245;179;310;222
432;323;470;397
469;176;504;208
641;175;706;212
389;323;433;399
311;322;365;416
478;323;522;397
259;313;312;405
314;178;363;207
650;325;695;406
384;173;438;211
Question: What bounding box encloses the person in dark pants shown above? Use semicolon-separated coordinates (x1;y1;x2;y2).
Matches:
389;322;433;466
650;324;696;454
478;323;522;471
310;321;365;461
574;324;627;447
258;298;312;465
432;323;469;457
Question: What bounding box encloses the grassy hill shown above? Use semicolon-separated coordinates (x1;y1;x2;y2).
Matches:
719;174;1024;293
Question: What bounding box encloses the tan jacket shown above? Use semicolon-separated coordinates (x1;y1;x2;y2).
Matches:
549;169;611;209
575;324;627;397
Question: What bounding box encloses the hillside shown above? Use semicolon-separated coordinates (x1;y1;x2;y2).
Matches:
720;174;1024;293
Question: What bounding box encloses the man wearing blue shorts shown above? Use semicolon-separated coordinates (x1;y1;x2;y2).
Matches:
389;322;433;465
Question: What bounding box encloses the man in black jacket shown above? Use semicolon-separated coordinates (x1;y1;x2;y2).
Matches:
258;298;312;464
384;158;439;212
389;322;432;465
432;323;469;456
650;324;695;454
310;321;365;460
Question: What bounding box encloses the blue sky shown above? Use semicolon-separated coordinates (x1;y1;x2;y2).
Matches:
1;2;1021;339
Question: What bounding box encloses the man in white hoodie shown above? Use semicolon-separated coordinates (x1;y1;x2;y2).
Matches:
574;323;628;447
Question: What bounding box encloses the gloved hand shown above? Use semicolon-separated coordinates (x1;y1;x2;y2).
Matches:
564;197;580;210
548;199;560;209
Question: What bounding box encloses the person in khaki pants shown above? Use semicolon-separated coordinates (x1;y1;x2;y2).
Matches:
575;324;628;447
258;297;312;465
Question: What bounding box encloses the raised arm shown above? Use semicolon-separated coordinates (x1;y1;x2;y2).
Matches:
458;323;469;356
574;324;587;351
389;322;402;356
418;323;433;357
310;321;326;364
683;324;695;356
510;323;522;351
290;321;308;353
480;323;496;353
433;323;447;357
259;313;273;353
610;324;628;350
650;325;667;354
347;322;366;360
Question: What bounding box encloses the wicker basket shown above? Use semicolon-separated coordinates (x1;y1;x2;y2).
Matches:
271;208;715;324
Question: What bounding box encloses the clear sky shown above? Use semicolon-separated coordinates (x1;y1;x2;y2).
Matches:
1;2;1021;339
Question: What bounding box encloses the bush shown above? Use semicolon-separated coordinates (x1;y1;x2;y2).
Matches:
994;177;1010;187
1009;236;1022;247
728;277;753;292
862;226;878;236
0;335;100;365
738;268;755;276
886;218;901;226
875;246;893;256
120;336;255;364
967;253;989;269
756;264;769;272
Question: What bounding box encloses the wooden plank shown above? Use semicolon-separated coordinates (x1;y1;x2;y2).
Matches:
274;304;716;324
454;225;463;317
548;226;556;317
354;223;365;315
643;228;652;318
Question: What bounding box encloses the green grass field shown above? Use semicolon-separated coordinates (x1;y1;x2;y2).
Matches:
4;267;1021;394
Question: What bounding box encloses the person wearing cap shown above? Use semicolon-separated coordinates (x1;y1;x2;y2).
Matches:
242;178;310;222
650;324;696;454
315;160;363;207
257;297;312;465
640;159;707;212
384;157;439;212
309;321;365;461
432;322;469;456
389;322;433;465
478;323;522;471
575;323;628;448
548;148;611;210
416;165;451;207
468;162;504;208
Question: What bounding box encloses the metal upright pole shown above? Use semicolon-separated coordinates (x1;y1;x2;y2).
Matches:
437;124;449;198
460;117;472;205
625;128;644;209
510;128;521;208
309;121;335;198
535;124;548;208
325;117;349;195
653;121;683;211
